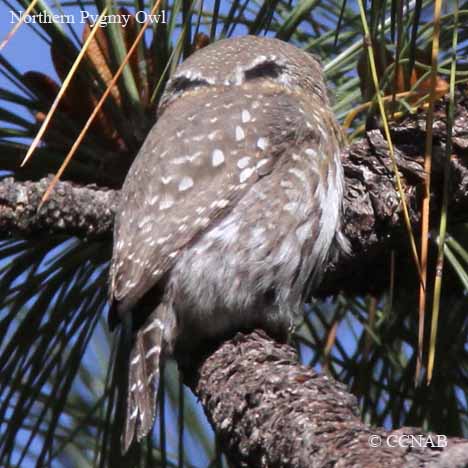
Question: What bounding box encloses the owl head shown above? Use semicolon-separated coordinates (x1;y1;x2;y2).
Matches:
159;35;328;113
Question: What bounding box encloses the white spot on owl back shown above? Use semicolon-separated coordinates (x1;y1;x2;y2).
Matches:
241;110;251;123
177;224;187;232
210;117;218;123
156;235;171;245
172;156;187;165
208;130;219;141
187;151;202;162
193;134;204;142
288;168;307;184
195;217;210;226
211;198;229;209
257;137;268;150
240;167;255;183
179;176;194;191
138;215;152;229
251;100;260;109
149;195;159;206
305;148;317;157
161;176;172;184
212;149;225;167
237;157;250;169
256;159;269;170
235;126;245;141
160;197;174;210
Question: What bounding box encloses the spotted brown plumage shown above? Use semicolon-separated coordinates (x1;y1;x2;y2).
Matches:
109;35;346;452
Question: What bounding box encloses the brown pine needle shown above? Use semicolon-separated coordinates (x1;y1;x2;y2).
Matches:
416;0;442;385
21;7;109;168
0;0;40;52
324;319;339;372
39;0;163;206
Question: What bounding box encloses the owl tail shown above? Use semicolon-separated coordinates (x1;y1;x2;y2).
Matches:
122;306;166;453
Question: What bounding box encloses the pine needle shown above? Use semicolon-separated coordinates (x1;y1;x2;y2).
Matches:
39;0;163;205
21;7;109;168
357;1;423;288
0;0;40;52
416;0;442;385
427;0;458;385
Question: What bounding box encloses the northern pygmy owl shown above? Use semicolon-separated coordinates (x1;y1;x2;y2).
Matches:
109;35;346;452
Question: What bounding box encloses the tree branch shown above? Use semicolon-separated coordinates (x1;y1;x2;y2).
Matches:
0;176;118;238
191;330;468;468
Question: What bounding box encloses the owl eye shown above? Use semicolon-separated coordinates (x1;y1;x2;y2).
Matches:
244;61;285;80
168;76;209;93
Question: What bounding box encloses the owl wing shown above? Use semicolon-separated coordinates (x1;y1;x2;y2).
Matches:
110;83;323;316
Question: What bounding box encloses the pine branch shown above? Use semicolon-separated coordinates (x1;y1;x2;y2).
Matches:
191;330;468;468
0;176;118;238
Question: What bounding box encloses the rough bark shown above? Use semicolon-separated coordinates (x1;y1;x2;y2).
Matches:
1;95;468;466
0;176;118;239
191;330;468;468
